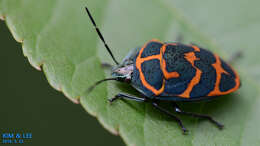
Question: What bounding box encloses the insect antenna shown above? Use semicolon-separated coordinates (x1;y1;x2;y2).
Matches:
85;7;119;65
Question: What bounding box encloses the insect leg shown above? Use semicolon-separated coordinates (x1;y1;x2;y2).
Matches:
176;33;184;43
152;102;188;134
109;93;147;103
227;50;243;65
190;42;200;47
101;63;113;69
172;102;224;129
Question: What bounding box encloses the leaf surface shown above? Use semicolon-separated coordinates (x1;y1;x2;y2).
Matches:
1;0;260;145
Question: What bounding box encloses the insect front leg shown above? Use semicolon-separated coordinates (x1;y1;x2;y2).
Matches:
171;102;224;129
109;93;147;103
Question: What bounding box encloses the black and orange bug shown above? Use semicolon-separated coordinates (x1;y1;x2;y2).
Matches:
85;6;241;134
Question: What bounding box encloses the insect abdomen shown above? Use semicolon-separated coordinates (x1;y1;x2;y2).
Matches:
131;40;241;100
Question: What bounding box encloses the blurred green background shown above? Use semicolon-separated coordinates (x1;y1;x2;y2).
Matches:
0;21;124;145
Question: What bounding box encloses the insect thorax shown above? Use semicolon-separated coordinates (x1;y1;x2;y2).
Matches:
111;47;140;80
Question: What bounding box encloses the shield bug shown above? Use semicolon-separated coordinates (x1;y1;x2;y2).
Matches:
85;7;241;134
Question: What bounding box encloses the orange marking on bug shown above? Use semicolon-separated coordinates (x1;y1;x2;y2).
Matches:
136;40;165;95
160;44;180;80
208;55;240;96
141;54;161;61
161;43;177;53
191;45;200;52
178;52;202;98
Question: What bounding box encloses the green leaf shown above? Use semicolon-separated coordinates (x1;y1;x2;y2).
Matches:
1;0;260;145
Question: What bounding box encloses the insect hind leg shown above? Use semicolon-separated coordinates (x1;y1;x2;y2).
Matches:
228;50;243;65
176;33;184;43
172;102;224;129
101;62;113;69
